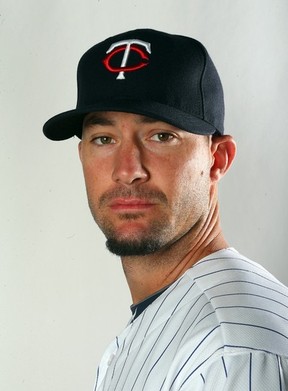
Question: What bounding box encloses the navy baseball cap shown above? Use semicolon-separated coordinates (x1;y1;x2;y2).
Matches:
43;29;225;140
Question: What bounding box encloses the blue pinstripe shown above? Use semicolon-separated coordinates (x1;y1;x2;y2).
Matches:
94;249;288;390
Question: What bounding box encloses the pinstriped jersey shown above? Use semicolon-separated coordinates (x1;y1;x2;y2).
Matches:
94;248;288;390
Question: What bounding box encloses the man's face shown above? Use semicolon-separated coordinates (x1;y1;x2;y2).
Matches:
79;111;213;256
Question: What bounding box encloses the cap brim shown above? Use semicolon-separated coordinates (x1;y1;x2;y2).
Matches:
43;99;219;141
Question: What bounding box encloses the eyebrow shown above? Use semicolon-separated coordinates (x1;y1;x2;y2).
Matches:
83;115;114;127
136;116;163;124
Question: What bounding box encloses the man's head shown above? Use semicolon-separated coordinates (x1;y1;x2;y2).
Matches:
43;29;236;257
78;111;235;257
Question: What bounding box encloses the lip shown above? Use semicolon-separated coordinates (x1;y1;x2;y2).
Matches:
108;198;156;211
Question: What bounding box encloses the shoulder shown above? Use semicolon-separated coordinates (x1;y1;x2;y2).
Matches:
159;250;288;389
174;248;288;356
186;248;288;313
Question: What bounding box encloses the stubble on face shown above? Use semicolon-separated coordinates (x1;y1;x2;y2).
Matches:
87;173;211;258
87;186;173;256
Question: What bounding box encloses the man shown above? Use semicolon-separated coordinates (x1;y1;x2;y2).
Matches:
43;29;288;390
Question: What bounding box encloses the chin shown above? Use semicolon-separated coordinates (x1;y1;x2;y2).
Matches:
105;237;164;257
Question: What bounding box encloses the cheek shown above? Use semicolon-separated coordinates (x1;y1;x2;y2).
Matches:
81;159;94;185
160;154;211;211
160;153;209;187
81;159;108;199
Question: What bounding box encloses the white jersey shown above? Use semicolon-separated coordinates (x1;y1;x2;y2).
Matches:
94;248;288;390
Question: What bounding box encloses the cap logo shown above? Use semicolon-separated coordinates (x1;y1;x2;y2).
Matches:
103;39;151;80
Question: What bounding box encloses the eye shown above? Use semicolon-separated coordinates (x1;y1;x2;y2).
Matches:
150;132;175;142
92;136;115;145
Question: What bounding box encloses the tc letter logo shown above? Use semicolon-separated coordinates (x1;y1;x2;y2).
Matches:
103;39;151;80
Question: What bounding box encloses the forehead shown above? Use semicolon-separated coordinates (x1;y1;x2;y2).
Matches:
83;111;181;129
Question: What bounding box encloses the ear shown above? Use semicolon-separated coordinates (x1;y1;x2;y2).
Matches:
78;141;83;163
210;135;236;182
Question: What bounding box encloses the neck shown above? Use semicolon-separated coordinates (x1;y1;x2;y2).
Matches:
121;197;228;304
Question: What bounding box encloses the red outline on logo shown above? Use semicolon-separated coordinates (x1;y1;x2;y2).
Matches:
103;45;149;73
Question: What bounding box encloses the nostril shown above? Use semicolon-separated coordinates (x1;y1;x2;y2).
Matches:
112;166;149;185
112;153;149;185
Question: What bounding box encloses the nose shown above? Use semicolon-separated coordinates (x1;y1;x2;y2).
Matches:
112;140;149;185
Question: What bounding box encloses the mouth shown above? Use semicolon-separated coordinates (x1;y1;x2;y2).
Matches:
108;198;156;212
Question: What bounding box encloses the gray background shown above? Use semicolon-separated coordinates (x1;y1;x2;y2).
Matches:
1;1;288;389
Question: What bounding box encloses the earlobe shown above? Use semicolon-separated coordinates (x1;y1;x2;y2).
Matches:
210;135;237;182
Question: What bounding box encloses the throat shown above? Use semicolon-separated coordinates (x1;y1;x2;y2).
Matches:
130;284;171;320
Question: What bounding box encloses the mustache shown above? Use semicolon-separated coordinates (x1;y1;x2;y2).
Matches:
98;187;168;207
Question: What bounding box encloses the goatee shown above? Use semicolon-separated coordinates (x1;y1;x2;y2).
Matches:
90;186;170;256
106;236;165;256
